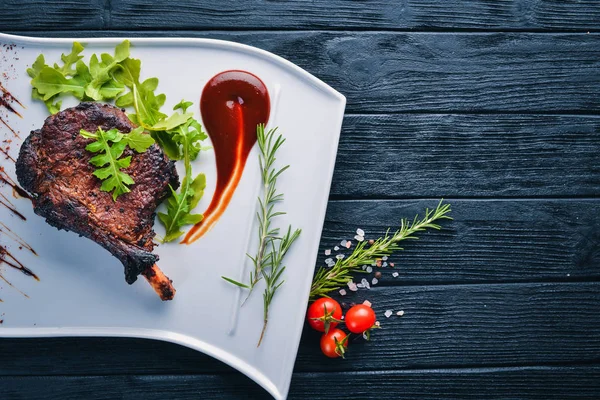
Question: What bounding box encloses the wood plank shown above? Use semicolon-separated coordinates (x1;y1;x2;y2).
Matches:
107;1;600;31
331;114;600;198
1;282;599;375
319;199;600;284
1;366;599;399
9;31;600;113
5;0;600;31
0;0;105;30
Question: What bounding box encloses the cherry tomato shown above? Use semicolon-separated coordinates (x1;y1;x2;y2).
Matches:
320;328;348;358
345;304;376;334
307;297;343;332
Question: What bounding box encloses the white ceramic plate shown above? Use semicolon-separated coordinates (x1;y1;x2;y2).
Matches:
0;33;345;400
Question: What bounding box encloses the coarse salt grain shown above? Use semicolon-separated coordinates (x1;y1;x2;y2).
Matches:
336;254;345;260
362;265;367;270
363;300;372;307
345;241;352;249
348;282;358;292
324;249;331;256
372;277;379;285
357;228;365;237
384;310;393;318
375;321;381;327
361;278;371;289
354;234;364;242
324;258;333;265
366;266;373;273
382;256;388;261
392;272;399;278
396;310;404;316
390;262;395;267
357;283;365;288
340;239;347;247
382;262;388;267
362;332;369;340
339;289;347;296
334;246;340;251
371;262;377;267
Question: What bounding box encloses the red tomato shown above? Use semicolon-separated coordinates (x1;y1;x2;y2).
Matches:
307;298;343;333
345;304;376;334
320;328;348;358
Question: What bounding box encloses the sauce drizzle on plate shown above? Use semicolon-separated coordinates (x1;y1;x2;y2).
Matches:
183;70;270;244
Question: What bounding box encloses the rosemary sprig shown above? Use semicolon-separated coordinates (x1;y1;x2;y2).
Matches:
309;200;452;300
258;226;301;347
222;125;289;297
221;124;301;345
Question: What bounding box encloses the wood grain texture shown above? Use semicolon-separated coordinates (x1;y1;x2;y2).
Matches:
331;114;600;198
1;366;600;399
107;0;600;31
1;282;599;375
0;0;104;30
319;199;600;284
10;31;600;113
3;0;600;31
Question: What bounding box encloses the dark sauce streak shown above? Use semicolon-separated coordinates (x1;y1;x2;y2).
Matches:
183;70;270;244
0;168;31;200
0;146;15;162
0;222;36;255
0;83;23;138
0;245;38;281
0;116;19;138
0;168;30;219
0;194;26;220
0;96;22;118
0;83;24;109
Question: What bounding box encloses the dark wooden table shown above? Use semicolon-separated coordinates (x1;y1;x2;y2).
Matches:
2;1;600;399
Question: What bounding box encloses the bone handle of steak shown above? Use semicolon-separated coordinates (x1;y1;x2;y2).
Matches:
142;264;176;301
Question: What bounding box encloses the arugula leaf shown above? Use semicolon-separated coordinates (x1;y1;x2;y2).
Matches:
32;66;87;100
151;111;194;131
54;42;85;76
85;40;130;100
123;126;156;152
157;101;208;242
28;55;61;114
26;54;46;79
80;126;155;201
158;173;206;242
28;43;86;114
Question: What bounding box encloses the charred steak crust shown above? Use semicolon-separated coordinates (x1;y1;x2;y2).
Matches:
16;102;179;284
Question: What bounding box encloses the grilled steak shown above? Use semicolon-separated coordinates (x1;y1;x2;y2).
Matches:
16;102;179;299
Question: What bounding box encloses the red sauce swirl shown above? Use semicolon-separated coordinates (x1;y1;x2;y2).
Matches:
183;70;270;243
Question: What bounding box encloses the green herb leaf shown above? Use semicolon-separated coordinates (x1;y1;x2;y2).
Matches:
80;126;154;201
27;54;47;79
99;79;125;99
32;66;87;100
85;41;130;100
123;126;155;152
158;173;206;242
54;42;85;76
151;112;194;131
